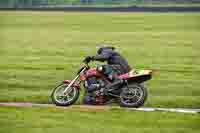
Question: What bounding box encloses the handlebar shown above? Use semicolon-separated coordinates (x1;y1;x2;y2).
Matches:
83;56;94;64
83;59;90;64
77;62;90;74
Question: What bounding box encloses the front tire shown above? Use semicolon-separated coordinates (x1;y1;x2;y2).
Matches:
119;83;148;108
51;83;80;106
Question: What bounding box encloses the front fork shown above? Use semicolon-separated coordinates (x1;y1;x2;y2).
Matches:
62;75;80;95
62;67;86;95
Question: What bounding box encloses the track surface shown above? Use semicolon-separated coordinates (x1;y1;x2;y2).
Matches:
0;102;199;114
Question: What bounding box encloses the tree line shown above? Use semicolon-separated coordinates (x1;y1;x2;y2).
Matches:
0;0;200;8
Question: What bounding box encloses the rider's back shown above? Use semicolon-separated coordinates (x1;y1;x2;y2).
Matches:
100;48;131;74
108;51;131;73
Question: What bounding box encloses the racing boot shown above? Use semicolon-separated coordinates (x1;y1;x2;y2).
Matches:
83;94;96;105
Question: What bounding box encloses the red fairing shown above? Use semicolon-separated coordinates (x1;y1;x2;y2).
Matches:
118;73;130;79
80;73;86;81
63;80;81;90
85;68;102;78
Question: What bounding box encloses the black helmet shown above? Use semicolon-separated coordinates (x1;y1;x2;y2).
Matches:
97;46;115;54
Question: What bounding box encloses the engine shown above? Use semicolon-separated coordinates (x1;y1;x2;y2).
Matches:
83;77;107;105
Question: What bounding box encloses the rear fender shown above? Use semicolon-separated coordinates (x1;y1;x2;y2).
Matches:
63;80;81;90
120;70;152;84
127;74;152;84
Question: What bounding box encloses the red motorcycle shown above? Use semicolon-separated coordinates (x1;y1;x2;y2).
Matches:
51;60;152;108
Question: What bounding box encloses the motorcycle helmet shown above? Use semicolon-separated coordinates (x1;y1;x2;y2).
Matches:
97;46;115;54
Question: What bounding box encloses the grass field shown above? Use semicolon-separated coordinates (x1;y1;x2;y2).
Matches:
0;11;200;133
0;106;199;133
0;11;200;108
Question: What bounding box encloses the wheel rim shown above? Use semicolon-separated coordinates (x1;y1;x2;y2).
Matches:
120;85;144;106
53;84;77;104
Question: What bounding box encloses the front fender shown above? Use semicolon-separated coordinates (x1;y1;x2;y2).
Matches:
63;80;81;90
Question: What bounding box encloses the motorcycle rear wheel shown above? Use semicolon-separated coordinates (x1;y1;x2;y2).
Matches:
119;83;147;108
51;83;80;106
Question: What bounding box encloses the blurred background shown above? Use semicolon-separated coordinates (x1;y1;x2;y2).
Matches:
1;0;200;8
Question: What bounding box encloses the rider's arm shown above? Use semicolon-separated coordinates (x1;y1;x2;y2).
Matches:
92;52;111;62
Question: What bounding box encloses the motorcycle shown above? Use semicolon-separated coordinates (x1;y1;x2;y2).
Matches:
51;59;152;108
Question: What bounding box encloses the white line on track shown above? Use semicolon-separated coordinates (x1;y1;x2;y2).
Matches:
0;102;199;114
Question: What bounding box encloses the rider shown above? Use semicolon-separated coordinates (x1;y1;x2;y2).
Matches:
84;46;131;92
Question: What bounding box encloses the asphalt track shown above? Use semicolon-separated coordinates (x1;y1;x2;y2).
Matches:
1;6;200;12
0;102;199;114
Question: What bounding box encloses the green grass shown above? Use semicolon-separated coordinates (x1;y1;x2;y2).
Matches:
0;11;200;133
0;11;200;108
0;106;199;133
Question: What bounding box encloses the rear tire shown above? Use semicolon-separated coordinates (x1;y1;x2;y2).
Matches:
51;83;80;106
119;83;148;108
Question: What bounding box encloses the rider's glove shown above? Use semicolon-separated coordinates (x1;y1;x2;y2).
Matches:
83;56;93;63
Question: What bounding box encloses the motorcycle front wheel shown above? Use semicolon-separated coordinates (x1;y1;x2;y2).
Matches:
51;83;80;106
119;83;147;108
